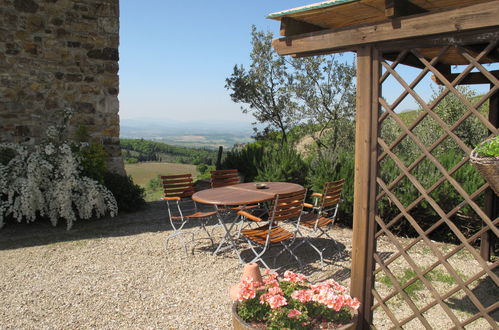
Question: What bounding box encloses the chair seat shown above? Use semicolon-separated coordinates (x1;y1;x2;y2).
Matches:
171;210;216;220
300;215;334;229
241;224;294;245
186;210;217;219
219;204;260;212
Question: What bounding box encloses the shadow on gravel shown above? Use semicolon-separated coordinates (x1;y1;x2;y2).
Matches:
0;201;192;251
445;266;499;322
196;237;350;277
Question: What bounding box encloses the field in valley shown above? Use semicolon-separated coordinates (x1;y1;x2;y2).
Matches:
125;162;198;201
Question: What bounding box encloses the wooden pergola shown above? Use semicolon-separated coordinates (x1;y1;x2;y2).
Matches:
269;0;498;328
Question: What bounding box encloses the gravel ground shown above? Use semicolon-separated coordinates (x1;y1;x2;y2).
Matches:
0;201;496;329
0;202;354;329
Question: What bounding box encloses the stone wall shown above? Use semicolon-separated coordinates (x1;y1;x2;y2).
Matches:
0;0;124;174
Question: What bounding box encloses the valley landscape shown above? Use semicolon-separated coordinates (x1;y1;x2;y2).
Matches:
120;118;254;149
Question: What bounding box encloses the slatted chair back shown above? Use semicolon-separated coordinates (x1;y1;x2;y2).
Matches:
210;169;240;188
161;174;195;199
162;173;217;256
238;188;307;269
317;179;345;212
293;181;344;268
268;189;307;225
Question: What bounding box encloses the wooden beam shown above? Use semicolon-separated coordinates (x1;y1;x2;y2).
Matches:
273;1;499;56
383;52;452;74
432;70;499;85
279;17;324;37
464;44;499;62
384;0;427;19
379;28;499;54
383;52;425;69
350;45;379;329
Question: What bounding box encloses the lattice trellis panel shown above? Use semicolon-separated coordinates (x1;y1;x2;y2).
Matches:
371;38;499;329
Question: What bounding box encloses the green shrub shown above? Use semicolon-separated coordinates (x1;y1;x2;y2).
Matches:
221;143;265;182
377;149;485;243
142;175;165;202
103;172;146;213
306;152;355;226
125;157;139;164
0;147;16;166
255;144;308;186
78;143;108;183
196;164;215;180
78;142;146;212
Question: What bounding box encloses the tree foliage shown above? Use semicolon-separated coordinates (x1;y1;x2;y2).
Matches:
226;26;356;159
255;143;308;186
291;55;356;158
225;26;297;144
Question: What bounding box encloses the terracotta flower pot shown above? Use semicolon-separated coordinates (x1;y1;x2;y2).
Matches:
229;263;263;301
232;302;358;329
241;263;263;285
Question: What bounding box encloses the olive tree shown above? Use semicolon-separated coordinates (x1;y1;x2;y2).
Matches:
225;26;297;144
291;55;356;159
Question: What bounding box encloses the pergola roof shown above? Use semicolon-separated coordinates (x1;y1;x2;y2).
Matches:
269;0;499;62
268;0;494;34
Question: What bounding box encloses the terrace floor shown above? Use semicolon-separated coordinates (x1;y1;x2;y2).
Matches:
0;201;496;329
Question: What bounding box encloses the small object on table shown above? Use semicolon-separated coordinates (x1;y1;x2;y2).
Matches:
255;183;267;189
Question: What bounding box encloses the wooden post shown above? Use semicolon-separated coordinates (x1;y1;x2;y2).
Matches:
481;87;498;261
216;146;223;170
350;45;380;329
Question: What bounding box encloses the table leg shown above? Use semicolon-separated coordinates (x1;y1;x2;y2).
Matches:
213;207;244;264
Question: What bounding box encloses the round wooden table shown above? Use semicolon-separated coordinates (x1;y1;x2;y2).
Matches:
192;182;305;262
192;182;305;206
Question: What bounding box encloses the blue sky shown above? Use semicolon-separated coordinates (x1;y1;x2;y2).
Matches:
119;0;315;123
119;1;495;124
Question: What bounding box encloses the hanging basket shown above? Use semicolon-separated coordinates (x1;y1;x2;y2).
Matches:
470;138;499;197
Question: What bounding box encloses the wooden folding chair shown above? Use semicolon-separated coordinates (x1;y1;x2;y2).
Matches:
210;168;262;232
296;179;345;266
237;189;307;269
162;174;216;255
210;169;241;188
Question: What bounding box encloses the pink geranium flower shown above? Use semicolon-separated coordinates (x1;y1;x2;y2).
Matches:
268;286;283;296
325;279;347;293
345;296;361;310
267;294;287;309
287;309;302;318
234;269;360;328
291;289;314;303
284;270;307;283
237;277;256;301
263;270;279;287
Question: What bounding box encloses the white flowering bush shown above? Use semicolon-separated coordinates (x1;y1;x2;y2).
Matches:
0;109;117;230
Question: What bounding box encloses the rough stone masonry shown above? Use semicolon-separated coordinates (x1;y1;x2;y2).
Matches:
0;0;124;173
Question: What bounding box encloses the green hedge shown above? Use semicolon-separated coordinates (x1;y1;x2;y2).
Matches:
220;143;264;182
220;140;486;244
79;143;146;213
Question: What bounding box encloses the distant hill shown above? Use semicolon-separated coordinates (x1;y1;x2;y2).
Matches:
120;117;255;148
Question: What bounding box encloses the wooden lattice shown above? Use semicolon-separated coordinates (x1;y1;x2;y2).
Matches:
371;37;499;329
